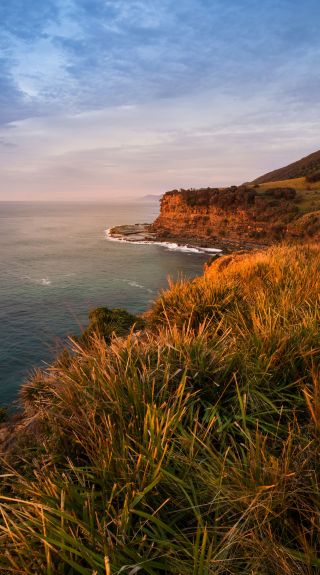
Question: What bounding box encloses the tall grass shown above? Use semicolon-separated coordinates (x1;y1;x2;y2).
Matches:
1;244;320;574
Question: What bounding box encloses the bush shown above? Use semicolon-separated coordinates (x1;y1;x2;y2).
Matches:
306;170;320;183
248;229;266;238
264;187;296;200
165;186;257;210
0;407;7;423
79;306;145;345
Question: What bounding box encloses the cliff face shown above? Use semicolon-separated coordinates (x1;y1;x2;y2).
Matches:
151;190;254;245
151;186;320;246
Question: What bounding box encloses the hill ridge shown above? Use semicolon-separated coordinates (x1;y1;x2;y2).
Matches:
254;149;320;183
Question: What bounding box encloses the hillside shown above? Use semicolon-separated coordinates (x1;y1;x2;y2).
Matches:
254;149;320;183
1;244;320;573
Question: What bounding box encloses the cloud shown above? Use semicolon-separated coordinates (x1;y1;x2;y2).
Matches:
2;88;320;199
1;0;320;198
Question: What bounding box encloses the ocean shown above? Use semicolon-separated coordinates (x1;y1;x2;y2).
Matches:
0;201;212;405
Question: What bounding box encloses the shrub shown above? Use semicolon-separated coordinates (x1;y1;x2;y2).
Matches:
306;170;320;183
264;187;296;200
165;186;257;210
79;306;145;345
248;229;266;238
0;407;7;423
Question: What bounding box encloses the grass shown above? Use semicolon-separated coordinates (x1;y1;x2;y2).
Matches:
253;176;320;192
1;244;320;574
252;177;320;214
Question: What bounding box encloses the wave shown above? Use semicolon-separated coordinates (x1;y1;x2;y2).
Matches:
105;228;222;254
22;275;52;286
121;279;154;293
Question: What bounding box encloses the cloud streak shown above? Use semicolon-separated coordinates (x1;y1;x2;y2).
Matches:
0;0;320;199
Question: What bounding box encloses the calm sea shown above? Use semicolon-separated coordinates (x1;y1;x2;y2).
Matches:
0;201;211;405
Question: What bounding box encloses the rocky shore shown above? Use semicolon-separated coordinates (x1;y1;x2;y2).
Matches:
107;223;156;242
107;223;265;254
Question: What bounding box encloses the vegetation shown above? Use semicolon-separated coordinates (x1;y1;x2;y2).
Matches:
1;244;320;574
0;407;7;424
164;179;320;216
157;179;320;245
253;148;320;183
78;306;145;346
307;170;320;184
164;186;256;208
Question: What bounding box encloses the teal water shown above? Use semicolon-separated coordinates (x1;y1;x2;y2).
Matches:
0;201;211;404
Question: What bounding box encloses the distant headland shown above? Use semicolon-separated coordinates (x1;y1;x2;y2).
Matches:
108;149;320;252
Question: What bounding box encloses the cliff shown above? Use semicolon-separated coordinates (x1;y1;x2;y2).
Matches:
150;184;320;246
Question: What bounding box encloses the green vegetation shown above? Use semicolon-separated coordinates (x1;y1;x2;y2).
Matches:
0;407;7;424
164;179;320;227
307;171;320;183
1;244;320;574
78;306;145;345
252;177;320;213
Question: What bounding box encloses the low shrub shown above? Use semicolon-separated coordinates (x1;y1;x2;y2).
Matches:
306;170;320;183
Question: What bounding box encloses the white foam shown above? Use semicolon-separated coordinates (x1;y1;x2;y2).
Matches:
128;281;144;288
105;228;222;254
122;279;154;293
22;275;52;286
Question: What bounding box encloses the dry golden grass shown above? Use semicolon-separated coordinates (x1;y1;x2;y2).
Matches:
253;176;320;191
1;244;320;574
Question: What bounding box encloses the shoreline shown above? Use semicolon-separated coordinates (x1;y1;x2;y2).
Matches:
106;223;267;255
105;225;223;255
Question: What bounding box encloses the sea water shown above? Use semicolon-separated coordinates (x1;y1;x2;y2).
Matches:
0;201;214;404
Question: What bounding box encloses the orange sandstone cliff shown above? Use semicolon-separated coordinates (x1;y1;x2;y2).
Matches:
150;185;320;247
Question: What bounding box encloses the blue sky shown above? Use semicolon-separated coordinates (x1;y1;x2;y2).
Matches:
0;0;320;199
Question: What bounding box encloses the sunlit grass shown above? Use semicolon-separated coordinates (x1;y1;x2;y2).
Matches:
254;176;320;191
1;244;320;573
252;177;320;215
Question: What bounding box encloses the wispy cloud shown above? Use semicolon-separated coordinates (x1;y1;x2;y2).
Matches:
0;0;320;198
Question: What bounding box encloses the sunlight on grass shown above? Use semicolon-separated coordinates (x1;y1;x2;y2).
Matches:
1;244;320;574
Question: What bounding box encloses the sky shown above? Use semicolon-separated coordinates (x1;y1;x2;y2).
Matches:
0;0;320;200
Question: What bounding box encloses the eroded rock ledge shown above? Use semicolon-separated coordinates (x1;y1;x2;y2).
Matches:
107;223;267;253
